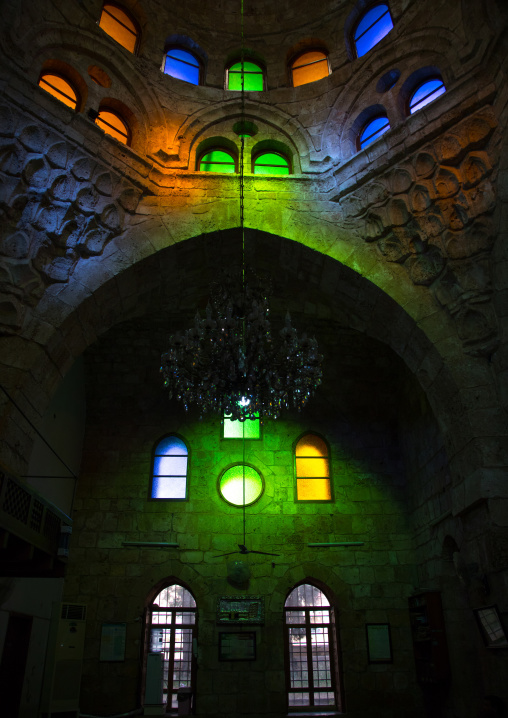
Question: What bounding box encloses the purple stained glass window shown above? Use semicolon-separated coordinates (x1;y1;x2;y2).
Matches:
409;78;446;114
354;4;393;57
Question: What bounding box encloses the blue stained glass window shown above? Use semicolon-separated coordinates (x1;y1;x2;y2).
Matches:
151;436;188;499
409;78;446;114
164;48;200;85
354;4;393;58
359;116;390;149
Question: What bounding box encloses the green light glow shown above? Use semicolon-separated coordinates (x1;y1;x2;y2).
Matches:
219;465;263;506
200;150;236;173
228;61;264;91
224;413;260;439
254;152;290;175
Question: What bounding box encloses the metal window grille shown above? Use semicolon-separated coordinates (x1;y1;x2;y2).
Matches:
3;478;31;523
30;499;44;532
284;585;339;709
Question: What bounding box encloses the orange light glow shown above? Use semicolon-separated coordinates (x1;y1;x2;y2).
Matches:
99;4;138;53
95;109;129;144
38;73;77;110
291;51;329;87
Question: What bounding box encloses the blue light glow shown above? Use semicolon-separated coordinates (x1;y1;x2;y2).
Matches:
354;5;393;58
164;48;200;85
410;79;446;114
152;436;188;498
359;116;390;149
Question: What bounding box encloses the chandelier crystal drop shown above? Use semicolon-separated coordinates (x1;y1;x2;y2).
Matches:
160;277;323;421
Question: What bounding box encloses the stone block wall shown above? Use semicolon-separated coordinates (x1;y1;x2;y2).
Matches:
63;319;423;717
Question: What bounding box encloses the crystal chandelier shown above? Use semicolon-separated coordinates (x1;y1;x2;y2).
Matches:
160;1;323;422
160;273;322;421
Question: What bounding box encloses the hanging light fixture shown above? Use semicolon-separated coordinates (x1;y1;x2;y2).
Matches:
160;1;323;422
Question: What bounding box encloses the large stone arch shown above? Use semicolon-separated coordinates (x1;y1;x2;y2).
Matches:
2;228;505;521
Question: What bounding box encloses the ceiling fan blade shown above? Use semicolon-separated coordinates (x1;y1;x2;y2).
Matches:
212;551;240;558
247;550;280;556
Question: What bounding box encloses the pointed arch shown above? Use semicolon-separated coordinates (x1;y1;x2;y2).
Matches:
145;580;197;711
284;580;343;710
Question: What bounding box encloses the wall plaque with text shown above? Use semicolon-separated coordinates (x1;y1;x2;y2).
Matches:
216;596;264;625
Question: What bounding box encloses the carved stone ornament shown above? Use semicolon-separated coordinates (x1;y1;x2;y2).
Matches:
0;101;143;332
336;107;499;357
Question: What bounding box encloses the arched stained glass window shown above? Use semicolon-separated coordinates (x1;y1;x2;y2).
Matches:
95;108;130;145
295;434;331;501
198;149;236;173
354;4;393;58
227;60;264;91
38;73;78;110
291;51;330;87
99;3;139;54
409;78;446;114
253;152;290;176
284;582;341;709
164;48;201;85
358;115;390;149
149;583;197;711
151;436;189;499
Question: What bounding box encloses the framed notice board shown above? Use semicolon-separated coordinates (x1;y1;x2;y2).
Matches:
100;623;127;662
219;631;256;661
366;623;392;663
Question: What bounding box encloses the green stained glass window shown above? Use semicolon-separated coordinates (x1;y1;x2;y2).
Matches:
227;61;264;91
219;465;264;506
223;412;260;439
199;149;236;173
253;152;290;175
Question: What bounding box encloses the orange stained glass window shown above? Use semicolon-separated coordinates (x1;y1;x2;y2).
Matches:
99;3;138;53
295;434;331;501
291;51;330;87
38;73;78;110
95;109;130;145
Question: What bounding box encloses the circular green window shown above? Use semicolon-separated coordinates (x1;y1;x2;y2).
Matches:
219;464;264;507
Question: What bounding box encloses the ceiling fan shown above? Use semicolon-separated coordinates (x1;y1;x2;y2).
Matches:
214;543;280;558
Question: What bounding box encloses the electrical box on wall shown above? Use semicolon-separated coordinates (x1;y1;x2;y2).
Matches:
408;591;450;685
144;652;164;715
39;602;87;718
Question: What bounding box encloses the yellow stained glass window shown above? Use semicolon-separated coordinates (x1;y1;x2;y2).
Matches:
291;51;330;87
38;73;78;110
99;3;138;54
95;109;130;145
295;434;331;501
